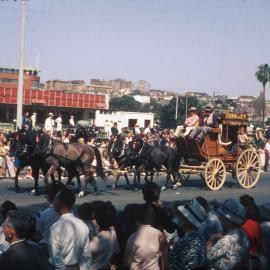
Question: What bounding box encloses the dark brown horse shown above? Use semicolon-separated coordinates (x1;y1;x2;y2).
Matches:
42;135;106;196
10;130;60;195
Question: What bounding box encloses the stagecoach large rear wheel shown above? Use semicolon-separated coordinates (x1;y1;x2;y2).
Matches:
204;159;226;191
236;149;261;189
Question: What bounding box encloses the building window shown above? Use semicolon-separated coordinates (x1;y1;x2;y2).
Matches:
31;80;39;89
0;78;18;84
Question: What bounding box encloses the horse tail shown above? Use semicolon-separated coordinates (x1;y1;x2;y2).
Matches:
93;147;106;180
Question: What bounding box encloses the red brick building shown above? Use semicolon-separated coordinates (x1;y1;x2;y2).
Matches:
0;68;108;124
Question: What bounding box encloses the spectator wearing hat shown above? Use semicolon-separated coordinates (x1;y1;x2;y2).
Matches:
69;115;75;128
207;199;249;270
183;107;199;137
0;210;48;270
44;113;55;133
259;203;270;266
55;114;63;132
163;198;207;270
111;122;119;136
255;128;266;149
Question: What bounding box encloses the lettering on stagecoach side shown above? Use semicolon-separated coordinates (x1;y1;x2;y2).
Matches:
223;113;249;120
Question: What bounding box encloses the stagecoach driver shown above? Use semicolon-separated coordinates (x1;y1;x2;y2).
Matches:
190;105;218;143
44;112;55;134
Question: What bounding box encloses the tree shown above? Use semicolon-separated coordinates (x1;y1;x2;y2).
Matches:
255;64;270;127
159;96;201;128
109;96;142;111
252;95;264;120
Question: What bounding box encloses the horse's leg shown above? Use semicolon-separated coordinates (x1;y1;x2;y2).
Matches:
144;171;149;183
44;164;58;186
66;168;74;186
79;166;97;197
161;173;170;191
132;169;138;191
75;169;81;192
124;173;130;189
67;167;81;192
14;167;22;192
112;173;121;190
31;167;40;195
172;171;182;188
133;169;140;191
150;171;154;183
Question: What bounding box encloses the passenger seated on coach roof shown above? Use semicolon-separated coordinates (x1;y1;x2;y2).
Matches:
190;105;219;143
183;106;200;137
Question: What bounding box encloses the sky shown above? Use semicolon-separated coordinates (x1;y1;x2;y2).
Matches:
1;0;270;98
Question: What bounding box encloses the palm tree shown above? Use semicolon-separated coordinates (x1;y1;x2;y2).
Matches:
255;64;270;127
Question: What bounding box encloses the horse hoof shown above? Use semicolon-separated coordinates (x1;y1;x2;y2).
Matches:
161;185;167;191
175;182;182;187
30;189;39;196
124;186;131;190
111;185;117;191
133;187;139;192
78;191;85;198
172;185;177;190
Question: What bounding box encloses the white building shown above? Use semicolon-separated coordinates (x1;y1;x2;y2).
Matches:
133;95;151;104
95;110;154;128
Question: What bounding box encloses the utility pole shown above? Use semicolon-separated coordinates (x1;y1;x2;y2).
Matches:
175;93;178;120
16;0;26;129
185;95;188;118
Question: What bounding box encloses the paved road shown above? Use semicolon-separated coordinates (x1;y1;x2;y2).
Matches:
0;172;269;213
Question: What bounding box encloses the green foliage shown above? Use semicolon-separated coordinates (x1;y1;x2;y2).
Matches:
109;96;142;111
159;96;201;128
255;64;270;126
109;96;163;118
252;96;264;117
255;64;270;87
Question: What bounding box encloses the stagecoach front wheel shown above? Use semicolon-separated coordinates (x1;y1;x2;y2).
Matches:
204;159;226;191
236;149;261;189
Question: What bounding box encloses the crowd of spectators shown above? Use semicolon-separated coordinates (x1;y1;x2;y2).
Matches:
0;182;269;269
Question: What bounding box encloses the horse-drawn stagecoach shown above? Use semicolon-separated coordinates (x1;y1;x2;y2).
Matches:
178;112;261;190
